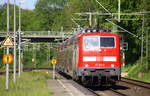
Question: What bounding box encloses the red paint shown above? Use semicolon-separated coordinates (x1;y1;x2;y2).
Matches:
57;32;121;72
77;32;120;68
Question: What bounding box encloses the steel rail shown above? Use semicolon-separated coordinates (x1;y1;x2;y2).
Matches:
109;88;128;96
87;88;101;96
121;77;150;89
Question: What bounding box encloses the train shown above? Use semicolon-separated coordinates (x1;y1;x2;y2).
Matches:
56;27;121;86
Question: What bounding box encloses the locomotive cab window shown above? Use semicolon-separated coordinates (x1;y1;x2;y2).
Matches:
84;36;115;50
84;36;100;50
100;37;115;48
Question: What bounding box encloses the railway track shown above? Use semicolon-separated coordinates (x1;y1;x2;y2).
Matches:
77;77;150;96
121;77;150;89
88;86;128;96
109;88;128;96
106;77;150;96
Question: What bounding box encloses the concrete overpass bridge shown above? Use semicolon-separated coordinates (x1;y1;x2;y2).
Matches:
0;31;73;43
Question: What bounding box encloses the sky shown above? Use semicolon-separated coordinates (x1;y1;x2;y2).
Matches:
0;0;38;10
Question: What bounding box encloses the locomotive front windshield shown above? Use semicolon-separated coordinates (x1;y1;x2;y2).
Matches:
100;37;115;48
84;36;115;50
84;36;99;49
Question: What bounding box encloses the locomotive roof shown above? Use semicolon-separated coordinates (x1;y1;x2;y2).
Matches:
76;32;119;38
73;26;119;37
61;26;120;47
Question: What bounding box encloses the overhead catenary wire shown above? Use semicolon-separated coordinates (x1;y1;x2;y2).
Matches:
95;0;113;16
135;11;150;14
71;16;80;27
71;16;81;33
95;0;142;39
106;19;140;39
96;1;146;51
75;12;143;16
95;0;120;22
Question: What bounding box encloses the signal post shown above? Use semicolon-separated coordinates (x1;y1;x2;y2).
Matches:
51;59;57;79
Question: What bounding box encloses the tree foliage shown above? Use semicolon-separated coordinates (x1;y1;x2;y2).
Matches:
0;0;149;68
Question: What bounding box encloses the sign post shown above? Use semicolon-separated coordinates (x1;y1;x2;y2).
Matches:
6;63;9;89
3;54;13;90
6;0;10;90
51;59;57;79
2;36;14;89
53;64;55;79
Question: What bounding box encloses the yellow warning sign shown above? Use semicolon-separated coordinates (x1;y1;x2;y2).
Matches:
2;36;14;46
51;59;57;64
3;54;13;64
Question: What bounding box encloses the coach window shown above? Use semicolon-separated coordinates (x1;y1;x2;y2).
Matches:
100;37;115;48
84;36;99;50
70;36;75;45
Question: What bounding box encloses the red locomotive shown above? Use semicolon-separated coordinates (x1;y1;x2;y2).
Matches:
56;28;121;86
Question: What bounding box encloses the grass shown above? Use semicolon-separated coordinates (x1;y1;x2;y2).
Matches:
0;70;54;96
122;60;150;82
0;68;12;72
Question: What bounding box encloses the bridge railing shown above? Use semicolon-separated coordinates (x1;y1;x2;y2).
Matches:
0;32;14;36
0;31;74;37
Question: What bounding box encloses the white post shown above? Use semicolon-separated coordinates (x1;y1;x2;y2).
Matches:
21;48;23;72
122;51;125;67
6;64;9;89
33;44;36;68
13;0;17;80
18;0;21;76
145;16;148;70
6;0;10;89
118;0;121;22
141;15;144;65
35;44;36;68
61;27;63;37
53;64;55;79
48;44;50;66
89;13;92;26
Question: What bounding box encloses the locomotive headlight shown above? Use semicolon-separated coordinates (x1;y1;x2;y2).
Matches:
85;64;89;67
87;30;91;33
111;64;115;67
